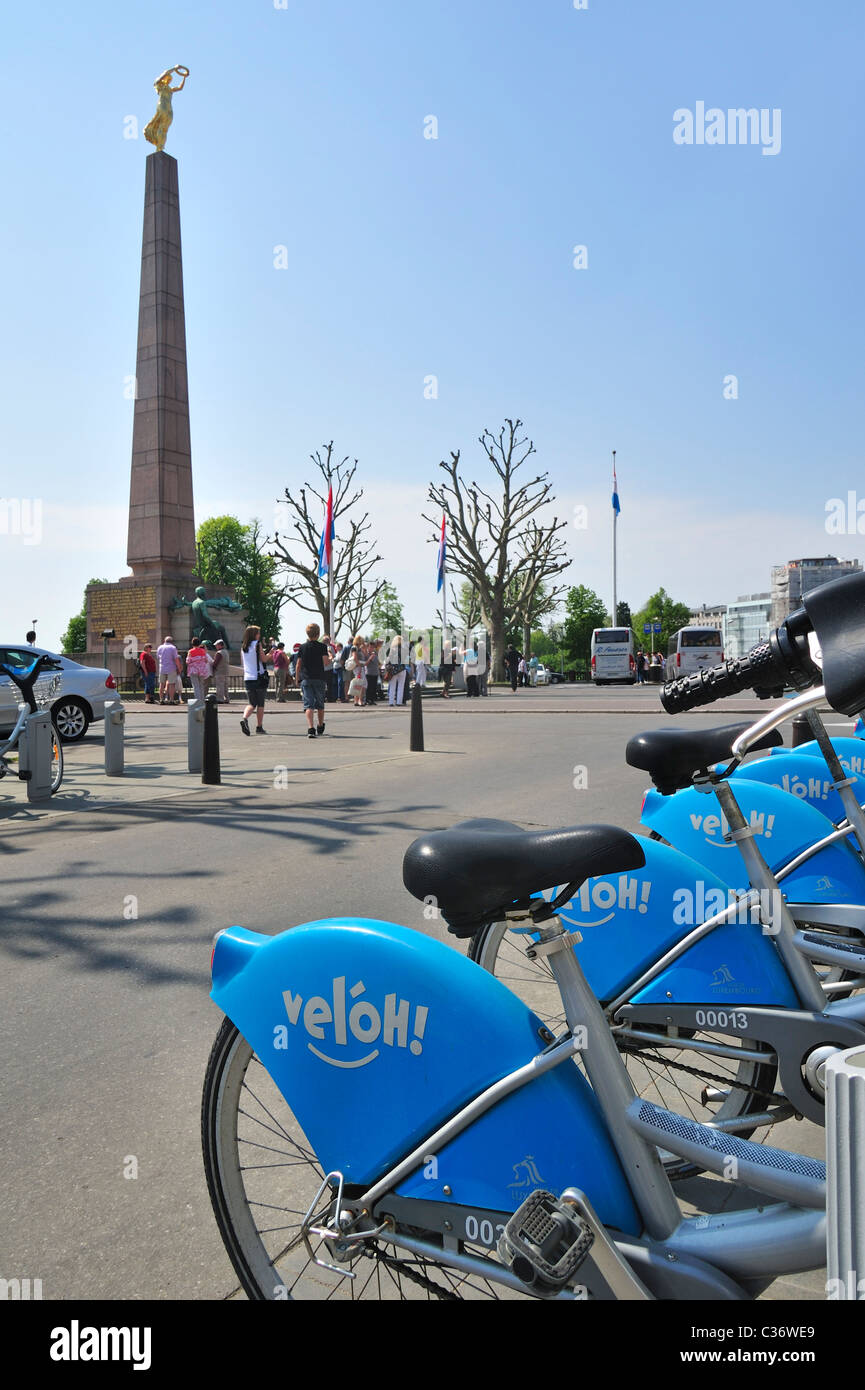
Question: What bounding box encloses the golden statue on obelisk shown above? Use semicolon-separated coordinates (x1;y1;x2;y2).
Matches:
143;66;190;153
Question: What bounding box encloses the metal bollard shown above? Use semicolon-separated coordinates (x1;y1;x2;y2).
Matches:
790;712;811;747
410;681;424;752
825;1045;865;1300
188;699;205;773
19;709;54;802
202;694;221;785
104;700;125;776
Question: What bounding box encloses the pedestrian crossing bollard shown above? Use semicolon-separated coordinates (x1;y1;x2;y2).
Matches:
410;681;424;752
19;710;54;802
104;701;125;776
188;699;205;773
825;1045;865;1300
202;694;221;785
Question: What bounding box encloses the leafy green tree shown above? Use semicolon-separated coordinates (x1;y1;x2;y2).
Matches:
616;600;632;629
563;584;608;667
370;581;404;636
241;520;288;639
196;516;288;640
61;578;108;654
197;516;248;589
632;587;692;655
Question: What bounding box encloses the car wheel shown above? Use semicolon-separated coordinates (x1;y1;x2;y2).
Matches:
52;697;90;742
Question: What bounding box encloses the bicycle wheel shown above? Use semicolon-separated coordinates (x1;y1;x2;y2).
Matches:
468;921;780;1175
202;1017;542;1301
50;723;63;794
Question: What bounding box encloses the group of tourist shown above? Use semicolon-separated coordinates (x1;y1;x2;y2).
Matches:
138;629;540;732
634;649;664;683
137;636;231;705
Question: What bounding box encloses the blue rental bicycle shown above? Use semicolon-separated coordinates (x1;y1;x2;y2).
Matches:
472;574;865;1146
201;573;863;1300
0;655;64;795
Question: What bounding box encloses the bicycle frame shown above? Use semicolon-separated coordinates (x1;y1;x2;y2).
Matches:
210;915;827;1298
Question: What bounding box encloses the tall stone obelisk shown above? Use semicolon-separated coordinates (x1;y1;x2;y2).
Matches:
126;151;196;586
84;83;245;661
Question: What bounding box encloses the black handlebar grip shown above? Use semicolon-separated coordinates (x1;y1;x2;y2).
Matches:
659;642;783;714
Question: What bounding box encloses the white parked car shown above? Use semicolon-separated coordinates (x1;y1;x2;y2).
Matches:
533;664;550;686
0;645;118;742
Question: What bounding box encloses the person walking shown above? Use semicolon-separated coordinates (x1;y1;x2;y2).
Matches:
635;649;644;684
386;636;407;707
212;639;230;703
331;642;347;702
186;639;212;703
414;641;427;689
529;653;540;686
272;642;289;702
295;622;332;737
139;643;157;703
239;626;273;735
462;642;480;697
347;642;367;706
440;638;456;698
365;641;381;708
157;635;181;704
505;645;520;692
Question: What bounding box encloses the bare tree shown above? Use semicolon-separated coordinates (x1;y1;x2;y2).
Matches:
423;419;570;679
270;443;385;638
511;526;570;654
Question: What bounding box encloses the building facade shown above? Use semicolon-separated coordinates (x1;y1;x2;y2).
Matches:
723;593;772;660
770;557;862;628
689;605;727;629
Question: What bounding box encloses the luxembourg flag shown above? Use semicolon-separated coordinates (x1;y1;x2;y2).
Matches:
436;515;446;592
318;485;335;577
612;463;621;516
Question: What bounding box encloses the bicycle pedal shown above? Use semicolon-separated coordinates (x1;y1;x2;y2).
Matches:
498;1189;594;1294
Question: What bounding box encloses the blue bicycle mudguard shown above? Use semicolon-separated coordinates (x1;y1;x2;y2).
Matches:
766;737;865;780
210;918;641;1235
855;717;865;738
641;780;865;903
726;753;865;832
548;837;797;1008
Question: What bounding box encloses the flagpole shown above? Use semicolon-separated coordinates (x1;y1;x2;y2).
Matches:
611;449;617;627
327;476;335;639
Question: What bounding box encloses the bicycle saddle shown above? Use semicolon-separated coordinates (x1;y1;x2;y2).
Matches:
626;723;783;796
403;817;645;937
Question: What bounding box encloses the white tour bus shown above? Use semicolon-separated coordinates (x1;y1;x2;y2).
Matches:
665;627;724;680
590;628;637;685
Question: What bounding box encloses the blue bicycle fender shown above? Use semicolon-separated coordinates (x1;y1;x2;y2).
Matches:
210;918;641;1233
727;753;865;830
536;837;794;1008
641;781;865;903
766;737;865;781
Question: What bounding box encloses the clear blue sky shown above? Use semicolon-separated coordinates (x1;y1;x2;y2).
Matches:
2;0;862;647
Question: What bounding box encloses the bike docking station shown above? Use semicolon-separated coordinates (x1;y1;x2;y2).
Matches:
104;700;125;776
17;709;54;803
188;696;221;782
825;1046;865;1299
187;699;204;774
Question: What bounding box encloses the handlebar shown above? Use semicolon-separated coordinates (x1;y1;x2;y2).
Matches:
660;607;820;715
0;656;63;712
